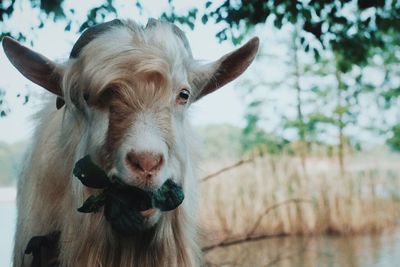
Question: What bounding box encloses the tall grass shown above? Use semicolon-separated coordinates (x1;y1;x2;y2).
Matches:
198;153;400;247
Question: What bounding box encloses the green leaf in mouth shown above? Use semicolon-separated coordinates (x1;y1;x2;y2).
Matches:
77;193;106;213
153;179;185;211
73;155;112;189
73;155;185;234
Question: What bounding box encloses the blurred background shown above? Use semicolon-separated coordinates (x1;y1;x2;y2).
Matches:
1;0;399;266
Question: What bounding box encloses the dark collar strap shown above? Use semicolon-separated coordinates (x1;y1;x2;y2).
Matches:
25;231;60;267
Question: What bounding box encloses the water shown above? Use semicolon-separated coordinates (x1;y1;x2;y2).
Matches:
0;203;16;267
204;232;400;267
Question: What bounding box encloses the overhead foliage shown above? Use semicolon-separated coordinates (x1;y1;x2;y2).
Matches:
2;1;398;63
163;0;399;68
0;0;120;39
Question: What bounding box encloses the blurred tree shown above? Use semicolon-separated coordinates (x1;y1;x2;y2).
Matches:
163;0;399;156
240;103;290;156
198;124;242;159
290;27;307;169
234;21;390;171
293;51;369;173
373;30;400;146
387;124;400;151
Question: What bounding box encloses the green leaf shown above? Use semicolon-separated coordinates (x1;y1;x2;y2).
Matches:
201;14;208;24
64;22;71;31
73;155;112;189
78;193;106;213
153;179;184;211
334;105;348;115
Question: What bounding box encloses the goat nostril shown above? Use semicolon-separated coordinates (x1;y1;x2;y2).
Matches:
126;153;142;171
126;151;164;175
133;161;143;171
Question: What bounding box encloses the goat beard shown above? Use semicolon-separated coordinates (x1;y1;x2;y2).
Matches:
73;155;184;235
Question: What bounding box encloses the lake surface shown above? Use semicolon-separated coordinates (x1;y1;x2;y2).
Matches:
1;199;399;267
0;203;16;267
204;231;400;267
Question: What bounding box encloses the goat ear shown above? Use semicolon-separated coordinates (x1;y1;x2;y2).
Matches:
2;37;63;97
194;37;259;101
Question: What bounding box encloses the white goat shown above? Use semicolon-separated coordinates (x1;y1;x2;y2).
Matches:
3;19;258;267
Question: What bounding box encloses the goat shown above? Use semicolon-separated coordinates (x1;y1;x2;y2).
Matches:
3;19;259;267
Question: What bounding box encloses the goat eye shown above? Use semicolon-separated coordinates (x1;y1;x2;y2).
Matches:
96;86;116;108
177;89;190;104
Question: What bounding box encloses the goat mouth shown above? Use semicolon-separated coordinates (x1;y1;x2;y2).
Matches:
141;208;157;218
73;155;184;235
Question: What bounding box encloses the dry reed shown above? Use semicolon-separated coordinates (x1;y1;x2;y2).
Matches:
198;154;400;248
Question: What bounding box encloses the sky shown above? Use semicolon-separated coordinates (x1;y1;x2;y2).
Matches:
0;0;252;144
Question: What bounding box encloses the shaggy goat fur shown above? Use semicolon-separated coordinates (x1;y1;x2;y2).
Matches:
4;19;259;267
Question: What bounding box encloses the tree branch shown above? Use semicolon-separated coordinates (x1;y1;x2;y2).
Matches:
202;198;312;252
203;232;286;252
200;158;254;183
247;198;312;237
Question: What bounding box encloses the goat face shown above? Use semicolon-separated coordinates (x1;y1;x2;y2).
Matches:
2;19;259;225
75;25;196;191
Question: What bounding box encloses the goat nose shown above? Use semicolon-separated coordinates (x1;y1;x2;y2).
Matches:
126;151;164;178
